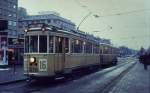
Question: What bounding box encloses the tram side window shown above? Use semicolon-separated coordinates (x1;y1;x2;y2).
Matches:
103;46;109;54
100;46;103;54
55;37;63;53
25;36;29;53
93;45;99;54
30;36;38;53
71;39;82;53
85;42;92;53
39;36;47;53
65;38;69;53
49;36;53;53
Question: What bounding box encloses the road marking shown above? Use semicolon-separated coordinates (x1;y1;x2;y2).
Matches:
0;68;10;71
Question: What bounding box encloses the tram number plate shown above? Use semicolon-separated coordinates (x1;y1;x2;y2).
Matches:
39;59;47;71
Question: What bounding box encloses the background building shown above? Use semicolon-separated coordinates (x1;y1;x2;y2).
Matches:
0;0;18;38
19;11;76;33
0;0;24;65
18;7;28;37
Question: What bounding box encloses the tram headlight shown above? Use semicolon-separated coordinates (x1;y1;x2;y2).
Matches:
30;57;36;63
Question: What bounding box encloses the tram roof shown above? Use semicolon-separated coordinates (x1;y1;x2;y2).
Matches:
26;23;111;45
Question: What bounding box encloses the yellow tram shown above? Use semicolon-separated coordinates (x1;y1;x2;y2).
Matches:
24;23;118;78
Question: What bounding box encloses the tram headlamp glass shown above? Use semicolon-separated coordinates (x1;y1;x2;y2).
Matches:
30;57;36;63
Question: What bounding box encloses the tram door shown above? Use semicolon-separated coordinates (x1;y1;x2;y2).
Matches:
54;37;66;73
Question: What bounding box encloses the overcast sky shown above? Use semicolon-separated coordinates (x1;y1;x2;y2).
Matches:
18;0;150;50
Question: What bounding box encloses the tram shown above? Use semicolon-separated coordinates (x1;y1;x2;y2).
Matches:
24;23;118;78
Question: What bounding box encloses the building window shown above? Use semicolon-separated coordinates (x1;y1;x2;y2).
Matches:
39;36;47;53
8;14;12;17
8;21;13;26
13;5;16;9
13;14;16;17
13;21;16;26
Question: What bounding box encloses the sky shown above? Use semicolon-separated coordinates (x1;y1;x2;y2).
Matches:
18;0;150;50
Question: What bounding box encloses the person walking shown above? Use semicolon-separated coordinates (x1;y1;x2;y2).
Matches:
141;50;150;70
138;47;150;70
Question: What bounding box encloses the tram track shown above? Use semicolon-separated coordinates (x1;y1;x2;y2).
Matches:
27;61;136;93
100;62;137;93
0;60;136;93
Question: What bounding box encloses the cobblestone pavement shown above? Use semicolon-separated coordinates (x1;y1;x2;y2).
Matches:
110;62;150;93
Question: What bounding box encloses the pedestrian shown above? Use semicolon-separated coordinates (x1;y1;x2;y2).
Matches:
141;51;150;70
143;55;148;70
138;47;145;64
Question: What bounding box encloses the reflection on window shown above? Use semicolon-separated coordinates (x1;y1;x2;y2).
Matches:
85;42;92;53
25;36;29;53
93;44;99;54
39;36;47;53
49;36;53;53
103;46;109;54
29;36;38;53
100;47;103;54
65;38;69;53
55;37;63;53
71;39;83;53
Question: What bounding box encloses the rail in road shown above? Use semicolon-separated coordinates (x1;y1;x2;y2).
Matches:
100;61;136;93
0;57;137;93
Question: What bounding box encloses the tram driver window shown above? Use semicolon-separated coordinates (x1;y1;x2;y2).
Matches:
30;36;38;53
39;36;47;53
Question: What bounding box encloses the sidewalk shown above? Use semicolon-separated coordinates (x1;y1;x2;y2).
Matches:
0;65;27;85
110;62;150;93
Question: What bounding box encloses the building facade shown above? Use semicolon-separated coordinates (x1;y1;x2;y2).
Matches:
0;0;24;65
19;11;76;33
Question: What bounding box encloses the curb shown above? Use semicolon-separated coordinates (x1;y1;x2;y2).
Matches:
0;78;27;85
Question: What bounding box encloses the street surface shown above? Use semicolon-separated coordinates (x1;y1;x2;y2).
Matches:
0;57;147;93
110;62;150;93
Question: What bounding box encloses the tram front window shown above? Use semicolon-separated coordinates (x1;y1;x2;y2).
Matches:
30;36;38;53
39;36;47;53
25;36;29;53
